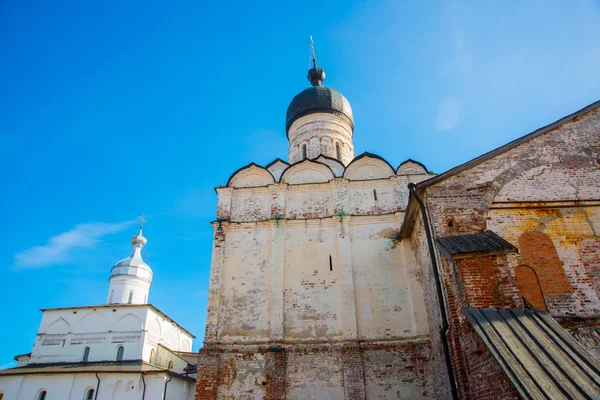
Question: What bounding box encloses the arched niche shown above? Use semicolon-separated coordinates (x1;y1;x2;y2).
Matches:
115;313;143;331
47;317;70;334
181;338;192;352
147;316;162;341
515;265;547;310
227;163;275;188
344;152;395;180
519;231;573;296
74;310;108;333
280;159;335;185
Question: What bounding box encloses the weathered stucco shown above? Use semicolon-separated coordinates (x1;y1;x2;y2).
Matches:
198;147;434;399
405;104;600;398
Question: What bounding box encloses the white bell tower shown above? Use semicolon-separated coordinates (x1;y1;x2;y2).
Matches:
107;224;153;305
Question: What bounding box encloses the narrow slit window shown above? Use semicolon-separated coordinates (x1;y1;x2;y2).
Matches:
82;346;90;362
336;142;342;160
329;255;333;271
127;291;133;304
373;189;378;201
116;345;124;361
302;144;307;160
37;391;47;400
86;388;95;400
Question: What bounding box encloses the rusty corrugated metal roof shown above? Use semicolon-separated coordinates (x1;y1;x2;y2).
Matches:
436;230;517;260
464;307;600;399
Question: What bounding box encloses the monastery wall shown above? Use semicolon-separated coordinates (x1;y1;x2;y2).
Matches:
198;157;435;399
408;106;600;398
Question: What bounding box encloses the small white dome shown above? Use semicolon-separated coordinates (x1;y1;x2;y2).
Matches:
107;227;153;304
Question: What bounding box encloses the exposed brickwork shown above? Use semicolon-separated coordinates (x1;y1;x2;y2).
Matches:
409;106;600;398
457;323;518;400
362;341;432;399
519;231;573;296
580;238;600;299
515;265;547;310
195;348;219;400
199;103;600;399
265;348;287;400
341;345;365;399
558;317;600;359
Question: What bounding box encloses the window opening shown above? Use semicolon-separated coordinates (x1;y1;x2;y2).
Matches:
109;289;114;303
116;346;124;361
86;388;95;400
37;391;47;400
0;392;4;400
302;144;307;160
168;360;174;369
149;349;154;364
82;346;90;362
127;291;133;304
373;189;378;201
336;142;342;160
329;255;333;272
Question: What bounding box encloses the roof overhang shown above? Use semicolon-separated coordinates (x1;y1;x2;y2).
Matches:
399;100;600;239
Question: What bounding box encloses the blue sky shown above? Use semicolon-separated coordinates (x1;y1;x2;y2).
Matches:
1;0;599;367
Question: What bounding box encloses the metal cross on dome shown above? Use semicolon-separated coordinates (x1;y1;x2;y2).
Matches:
310;35;317;68
139;213;146;228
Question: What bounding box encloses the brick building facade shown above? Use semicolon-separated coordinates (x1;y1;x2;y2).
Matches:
195;57;600;399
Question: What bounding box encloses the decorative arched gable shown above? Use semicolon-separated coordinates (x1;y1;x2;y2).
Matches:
227;163;275;188
266;158;290;182
280;159;335;185
115;313;143;331
344;152;395;180
396;159;428;175
47;317;70;334
315;155;345;177
74;310;108;333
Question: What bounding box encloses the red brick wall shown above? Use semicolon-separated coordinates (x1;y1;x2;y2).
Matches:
579;238;600;299
458;323;519;400
195;348;219;400
519;231;573;296
439;253;521;399
265;348;286;400
195;342;432;399
455;256;503;309
515;265;547;310
341;345;366;400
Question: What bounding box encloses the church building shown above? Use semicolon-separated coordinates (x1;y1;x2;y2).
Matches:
0;227;197;400
2;46;600;400
195;53;600;399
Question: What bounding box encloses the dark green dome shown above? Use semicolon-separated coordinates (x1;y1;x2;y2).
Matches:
286;67;354;137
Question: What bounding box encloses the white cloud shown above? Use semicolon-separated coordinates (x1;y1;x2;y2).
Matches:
14;220;135;269
435;96;466;131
